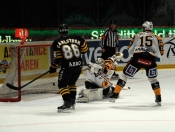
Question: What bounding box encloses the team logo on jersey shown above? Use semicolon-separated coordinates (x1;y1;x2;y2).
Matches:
125;65;137;77
69;61;81;67
148;68;157;77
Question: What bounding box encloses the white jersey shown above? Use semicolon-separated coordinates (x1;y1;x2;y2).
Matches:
128;31;164;58
83;59;115;89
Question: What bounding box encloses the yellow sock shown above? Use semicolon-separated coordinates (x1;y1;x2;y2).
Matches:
114;85;122;93
154;88;161;96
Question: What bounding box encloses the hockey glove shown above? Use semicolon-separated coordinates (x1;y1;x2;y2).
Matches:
49;63;58;74
114;52;123;61
109;52;123;62
89;62;102;74
95;58;104;65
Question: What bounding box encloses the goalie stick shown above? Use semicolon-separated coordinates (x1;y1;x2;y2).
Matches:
95;72;130;90
6;70;50;90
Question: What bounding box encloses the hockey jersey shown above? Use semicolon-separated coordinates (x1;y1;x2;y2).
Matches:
128;31;164;58
52;35;88;68
83;59;115;89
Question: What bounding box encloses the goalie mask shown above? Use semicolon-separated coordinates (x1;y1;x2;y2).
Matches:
102;60;116;74
142;21;153;31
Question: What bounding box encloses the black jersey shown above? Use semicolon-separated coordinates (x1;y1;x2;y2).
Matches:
52;35;88;68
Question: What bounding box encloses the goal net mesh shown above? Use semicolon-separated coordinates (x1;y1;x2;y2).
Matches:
0;42;59;102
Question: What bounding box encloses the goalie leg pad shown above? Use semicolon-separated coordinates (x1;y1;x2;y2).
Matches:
76;88;103;103
85;88;103;101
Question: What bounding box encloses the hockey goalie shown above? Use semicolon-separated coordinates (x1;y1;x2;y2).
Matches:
77;52;129;103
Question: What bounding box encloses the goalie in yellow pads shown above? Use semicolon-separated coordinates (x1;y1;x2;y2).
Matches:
77;52;130;103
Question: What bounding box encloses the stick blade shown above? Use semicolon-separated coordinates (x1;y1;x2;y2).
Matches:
6;83;20;90
122;86;130;90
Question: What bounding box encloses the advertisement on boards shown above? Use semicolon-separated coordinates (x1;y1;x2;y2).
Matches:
161;38;175;64
0;45;50;77
82;39;133;64
82;38;175;65
0;38;174;79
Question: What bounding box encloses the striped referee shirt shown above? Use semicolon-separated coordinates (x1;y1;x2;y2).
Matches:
100;28;119;48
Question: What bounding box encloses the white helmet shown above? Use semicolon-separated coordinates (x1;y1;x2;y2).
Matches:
142;21;153;31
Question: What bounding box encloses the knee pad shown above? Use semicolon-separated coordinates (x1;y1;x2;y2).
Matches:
120;73;129;82
148;77;160;90
148;77;158;84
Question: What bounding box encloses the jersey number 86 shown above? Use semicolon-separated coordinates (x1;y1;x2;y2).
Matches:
62;44;80;59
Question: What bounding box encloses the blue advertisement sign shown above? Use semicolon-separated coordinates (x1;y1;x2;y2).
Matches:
83;39;131;65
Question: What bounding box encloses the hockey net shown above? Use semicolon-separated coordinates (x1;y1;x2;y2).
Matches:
0;42;59;102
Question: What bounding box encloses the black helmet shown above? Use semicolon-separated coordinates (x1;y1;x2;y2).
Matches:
110;20;116;25
59;24;68;34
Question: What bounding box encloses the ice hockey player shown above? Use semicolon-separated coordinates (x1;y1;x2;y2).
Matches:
77;52;129;103
109;21;164;106
49;23;88;112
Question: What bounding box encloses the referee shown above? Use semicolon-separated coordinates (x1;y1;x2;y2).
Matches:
100;19;119;77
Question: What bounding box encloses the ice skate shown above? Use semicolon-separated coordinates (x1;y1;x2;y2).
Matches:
109;92;119;103
155;95;161;106
57;100;72;113
70;99;76;110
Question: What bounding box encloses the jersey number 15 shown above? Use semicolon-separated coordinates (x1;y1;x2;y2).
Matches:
140;36;153;47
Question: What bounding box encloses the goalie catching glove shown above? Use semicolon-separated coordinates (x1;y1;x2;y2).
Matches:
109;52;123;62
49;63;59;74
88;62;102;74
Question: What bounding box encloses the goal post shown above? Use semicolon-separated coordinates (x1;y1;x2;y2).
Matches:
0;42;59;102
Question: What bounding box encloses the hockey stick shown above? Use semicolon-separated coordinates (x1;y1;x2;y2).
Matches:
6;70;50;90
95;72;130;90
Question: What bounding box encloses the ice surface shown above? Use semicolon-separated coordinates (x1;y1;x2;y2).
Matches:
0;69;175;132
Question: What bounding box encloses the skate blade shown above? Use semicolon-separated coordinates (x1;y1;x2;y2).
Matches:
109;98;116;103
122;87;130;90
57;108;71;113
76;98;89;103
70;105;75;110
112;76;119;79
156;102;161;106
